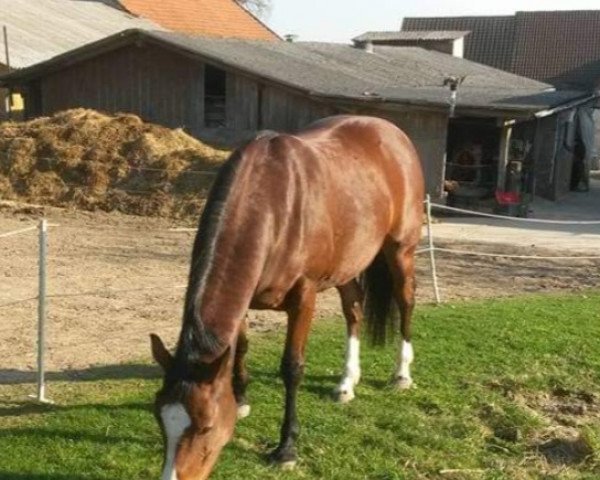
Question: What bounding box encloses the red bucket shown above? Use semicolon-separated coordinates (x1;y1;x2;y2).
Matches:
495;190;521;205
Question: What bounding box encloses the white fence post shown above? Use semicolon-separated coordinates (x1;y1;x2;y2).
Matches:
36;218;51;403
426;195;441;304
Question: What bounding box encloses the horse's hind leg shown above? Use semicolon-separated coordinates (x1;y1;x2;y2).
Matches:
234;317;251;419
385;240;417;390
334;280;364;403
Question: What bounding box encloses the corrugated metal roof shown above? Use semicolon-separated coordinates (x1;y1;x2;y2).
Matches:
353;31;470;43
0;0;162;69
1;29;591;115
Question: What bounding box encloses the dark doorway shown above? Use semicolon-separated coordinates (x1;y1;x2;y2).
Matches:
204;65;226;128
445;117;500;206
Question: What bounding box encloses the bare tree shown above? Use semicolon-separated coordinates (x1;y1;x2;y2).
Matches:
236;0;272;19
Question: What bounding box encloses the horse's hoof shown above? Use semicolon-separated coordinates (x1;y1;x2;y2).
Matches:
268;447;297;468
393;376;413;390
280;460;297;470
335;388;355;404
237;404;251;419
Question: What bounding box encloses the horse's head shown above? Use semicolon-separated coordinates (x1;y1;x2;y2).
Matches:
150;334;236;480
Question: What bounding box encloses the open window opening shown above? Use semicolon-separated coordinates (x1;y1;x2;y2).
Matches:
204;65;226;128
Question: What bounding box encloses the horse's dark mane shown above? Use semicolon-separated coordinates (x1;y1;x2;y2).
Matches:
173;133;276;375
174;149;243;368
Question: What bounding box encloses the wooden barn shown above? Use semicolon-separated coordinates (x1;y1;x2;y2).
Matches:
1;29;595;202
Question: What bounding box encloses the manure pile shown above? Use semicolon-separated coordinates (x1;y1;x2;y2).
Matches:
0;109;229;218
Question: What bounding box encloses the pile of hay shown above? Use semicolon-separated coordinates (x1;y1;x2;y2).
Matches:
0;109;230;218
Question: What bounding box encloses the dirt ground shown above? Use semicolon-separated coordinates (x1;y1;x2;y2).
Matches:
1;202;599;381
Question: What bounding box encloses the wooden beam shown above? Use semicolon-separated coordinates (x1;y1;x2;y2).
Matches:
497;122;514;191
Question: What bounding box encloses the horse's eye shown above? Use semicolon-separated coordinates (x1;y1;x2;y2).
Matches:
198;425;213;435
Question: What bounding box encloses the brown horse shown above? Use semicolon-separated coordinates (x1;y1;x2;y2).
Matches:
150;115;424;480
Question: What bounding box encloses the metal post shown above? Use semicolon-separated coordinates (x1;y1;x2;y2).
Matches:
3;26;12;118
36;219;50;403
426;195;441;304
3;26;10;69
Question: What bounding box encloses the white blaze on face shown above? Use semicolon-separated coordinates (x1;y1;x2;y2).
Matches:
161;403;192;480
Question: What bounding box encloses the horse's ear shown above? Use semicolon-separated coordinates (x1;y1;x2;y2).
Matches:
150;334;173;372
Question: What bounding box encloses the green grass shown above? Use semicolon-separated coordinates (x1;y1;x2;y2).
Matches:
1;293;600;479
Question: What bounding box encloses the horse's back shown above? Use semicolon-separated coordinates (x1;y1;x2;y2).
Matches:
296;115;424;238
252;115;424;292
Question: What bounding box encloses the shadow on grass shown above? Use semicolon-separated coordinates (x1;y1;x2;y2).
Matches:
0;473;106;480
0;363;160;385
0;400;150;418
248;370;392;400
250;368;340;398
0;425;156;447
249;369;390;400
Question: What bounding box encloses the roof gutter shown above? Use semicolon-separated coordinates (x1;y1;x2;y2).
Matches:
311;91;450;113
534;93;598;118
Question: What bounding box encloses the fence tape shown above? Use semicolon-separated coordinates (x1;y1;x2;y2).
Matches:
430;203;600;225
0;284;187;309
433;247;600;260
39;156;220;176
0;226;37;239
46;284;187;299
0;297;38;309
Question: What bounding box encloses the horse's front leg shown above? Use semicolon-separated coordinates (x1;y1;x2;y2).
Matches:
234;317;251;419
269;279;316;468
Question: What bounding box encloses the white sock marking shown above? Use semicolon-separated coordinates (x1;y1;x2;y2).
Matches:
337;335;360;399
161;403;191;480
396;340;414;380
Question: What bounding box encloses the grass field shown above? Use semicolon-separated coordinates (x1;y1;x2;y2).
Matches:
1;293;600;479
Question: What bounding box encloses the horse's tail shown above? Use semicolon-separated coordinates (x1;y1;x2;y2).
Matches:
362;251;396;346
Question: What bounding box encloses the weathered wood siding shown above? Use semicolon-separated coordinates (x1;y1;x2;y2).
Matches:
533;112;579;200
533;116;557;199
553;111;576;199
35;42;336;147
594;109;600;169
40;44;205;133
198;82;336;145
260;86;335;131
0;64;9;120
225;74;258;131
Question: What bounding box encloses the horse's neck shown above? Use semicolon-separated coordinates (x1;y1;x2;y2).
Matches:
182;206;270;362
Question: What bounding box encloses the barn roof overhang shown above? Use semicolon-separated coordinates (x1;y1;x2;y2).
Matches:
1;29;596;120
